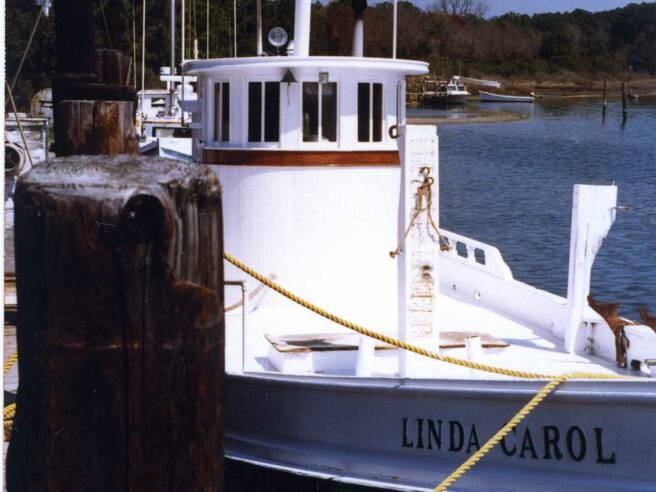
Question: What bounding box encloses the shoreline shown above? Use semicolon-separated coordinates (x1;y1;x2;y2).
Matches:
408;111;528;125
499;77;656;97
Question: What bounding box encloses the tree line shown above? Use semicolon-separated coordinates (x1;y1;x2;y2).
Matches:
6;0;656;108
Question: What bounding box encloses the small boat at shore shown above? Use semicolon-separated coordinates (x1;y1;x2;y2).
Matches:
479;90;535;103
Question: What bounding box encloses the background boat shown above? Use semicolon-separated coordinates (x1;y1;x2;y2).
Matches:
479;90;535;102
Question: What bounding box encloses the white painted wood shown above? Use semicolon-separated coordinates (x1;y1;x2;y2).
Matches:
564;184;617;353
293;0;312;57
398;125;441;377
215;165;402;334
465;334;482;360
355;336;375;377
352;20;364;57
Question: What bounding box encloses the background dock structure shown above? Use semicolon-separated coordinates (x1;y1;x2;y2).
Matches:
5;156;225;491
52;0;138;156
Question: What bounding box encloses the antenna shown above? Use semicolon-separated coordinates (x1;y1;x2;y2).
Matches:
268;27;288;54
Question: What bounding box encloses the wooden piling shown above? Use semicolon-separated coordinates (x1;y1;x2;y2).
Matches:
56;100;138;156
53;0;138;156
602;79;607;119
6;156;225;491
621;81;628;121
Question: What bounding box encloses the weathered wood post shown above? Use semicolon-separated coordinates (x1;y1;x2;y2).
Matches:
53;0;138;156
602;79;607;121
621;81;628;124
7;156;224;491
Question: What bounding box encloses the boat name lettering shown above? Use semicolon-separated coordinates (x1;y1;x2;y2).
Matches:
401;418;616;464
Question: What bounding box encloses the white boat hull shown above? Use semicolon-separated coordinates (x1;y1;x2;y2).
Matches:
226;373;656;491
479;91;535;103
422;93;468;106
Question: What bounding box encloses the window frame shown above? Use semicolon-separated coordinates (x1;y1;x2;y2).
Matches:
356;80;385;144
212;80;230;145
244;78;281;147
299;79;339;148
396;80;405;128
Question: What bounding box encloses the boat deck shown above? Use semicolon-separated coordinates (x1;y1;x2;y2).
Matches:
228;292;637;380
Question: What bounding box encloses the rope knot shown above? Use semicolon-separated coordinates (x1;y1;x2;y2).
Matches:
390;168;452;258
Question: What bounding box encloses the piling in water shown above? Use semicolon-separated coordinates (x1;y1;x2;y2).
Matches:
602;80;607;122
621;82;628;123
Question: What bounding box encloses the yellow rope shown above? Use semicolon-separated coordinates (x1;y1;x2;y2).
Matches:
434;375;568;491
4;403;16;441
4;351;18;375
223;251;633;490
390;167;450;258
4;352;19;440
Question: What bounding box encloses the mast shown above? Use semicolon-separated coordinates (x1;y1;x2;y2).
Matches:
233;0;237;57
256;0;262;55
141;0;146;114
392;0;397;59
132;0;137;87
206;0;209;58
182;0;185;62
351;0;366;57
170;0;176;115
293;0;311;57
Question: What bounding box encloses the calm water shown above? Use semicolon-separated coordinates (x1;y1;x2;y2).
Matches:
420;99;656;316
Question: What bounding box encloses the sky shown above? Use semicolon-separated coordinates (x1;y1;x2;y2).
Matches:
402;0;645;17
483;0;642;17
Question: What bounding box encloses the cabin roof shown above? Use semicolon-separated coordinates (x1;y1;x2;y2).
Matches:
183;56;428;76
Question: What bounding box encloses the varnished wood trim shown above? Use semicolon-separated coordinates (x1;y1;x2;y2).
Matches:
202;148;400;166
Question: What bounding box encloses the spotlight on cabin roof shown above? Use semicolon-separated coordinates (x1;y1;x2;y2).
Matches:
268;27;288;49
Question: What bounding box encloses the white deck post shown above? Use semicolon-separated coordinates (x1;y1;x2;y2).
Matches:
564;184;617;353
398;125;441;377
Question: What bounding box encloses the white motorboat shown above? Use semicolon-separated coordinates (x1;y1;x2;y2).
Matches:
136;1;196;159
183;0;656;490
479;90;535;103
423;76;470;106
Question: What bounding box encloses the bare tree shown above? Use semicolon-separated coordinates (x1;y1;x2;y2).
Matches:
434;0;488;18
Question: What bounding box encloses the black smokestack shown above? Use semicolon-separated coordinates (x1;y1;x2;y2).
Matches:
352;0;367;20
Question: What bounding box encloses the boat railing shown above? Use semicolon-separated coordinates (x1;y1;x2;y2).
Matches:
225;280;249;373
439;228;570;336
440;228;513;280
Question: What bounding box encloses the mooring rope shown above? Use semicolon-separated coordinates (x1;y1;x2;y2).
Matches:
4;352;18;441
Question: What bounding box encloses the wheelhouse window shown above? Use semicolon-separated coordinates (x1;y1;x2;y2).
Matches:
357;82;383;142
302;82;337;142
214;82;230;142
248;81;280;143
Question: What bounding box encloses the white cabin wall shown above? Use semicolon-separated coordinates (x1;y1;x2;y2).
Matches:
216;165;401;334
